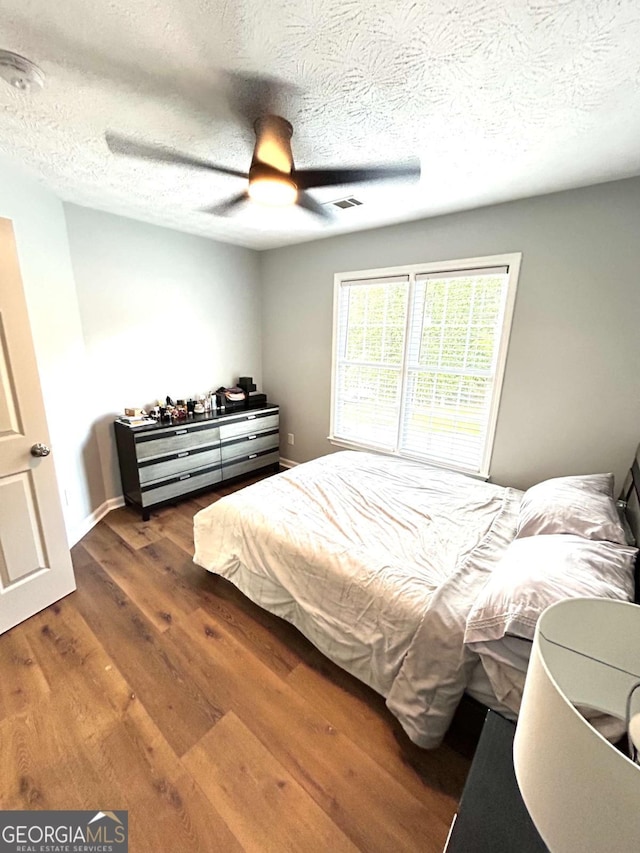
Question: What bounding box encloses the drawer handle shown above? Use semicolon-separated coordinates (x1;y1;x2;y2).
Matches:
247;434;257;440
179;474;191;480
177;451;190;457
247;414;256;419
175;429;188;435
248;453;257;459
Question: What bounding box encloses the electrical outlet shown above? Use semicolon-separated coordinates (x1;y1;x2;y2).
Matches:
287;433;295;446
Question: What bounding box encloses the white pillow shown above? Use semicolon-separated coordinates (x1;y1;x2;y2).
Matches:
523;473;614;497
516;473;626;544
465;534;637;644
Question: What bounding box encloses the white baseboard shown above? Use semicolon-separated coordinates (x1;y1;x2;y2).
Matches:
67;496;126;547
279;457;299;469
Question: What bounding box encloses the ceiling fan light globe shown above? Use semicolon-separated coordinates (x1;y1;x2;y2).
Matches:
248;177;297;207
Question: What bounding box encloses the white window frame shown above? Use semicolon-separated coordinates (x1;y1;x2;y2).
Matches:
329;253;521;478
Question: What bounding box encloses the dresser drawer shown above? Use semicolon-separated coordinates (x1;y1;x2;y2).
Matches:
221;450;279;481
140;463;222;506
135;423;220;460
219;411;279;441
220;429;279;463
138;446;221;485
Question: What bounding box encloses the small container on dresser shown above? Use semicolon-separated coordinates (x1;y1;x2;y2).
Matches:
114;405;280;520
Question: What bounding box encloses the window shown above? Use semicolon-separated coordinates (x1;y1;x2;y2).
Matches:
330;254;521;477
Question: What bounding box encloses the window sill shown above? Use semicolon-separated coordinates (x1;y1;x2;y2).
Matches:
327;436;490;482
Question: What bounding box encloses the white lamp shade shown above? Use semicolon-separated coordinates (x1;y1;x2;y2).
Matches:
513;598;640;853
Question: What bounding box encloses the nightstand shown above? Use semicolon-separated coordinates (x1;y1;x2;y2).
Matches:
444;710;548;853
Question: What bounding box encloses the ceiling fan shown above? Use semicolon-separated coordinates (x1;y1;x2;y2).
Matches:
105;74;420;220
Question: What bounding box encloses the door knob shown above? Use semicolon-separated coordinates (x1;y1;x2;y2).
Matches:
30;443;50;457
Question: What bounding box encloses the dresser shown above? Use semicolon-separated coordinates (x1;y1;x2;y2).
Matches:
114;405;279;519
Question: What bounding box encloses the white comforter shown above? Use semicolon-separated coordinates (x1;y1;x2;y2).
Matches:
193;450;521;748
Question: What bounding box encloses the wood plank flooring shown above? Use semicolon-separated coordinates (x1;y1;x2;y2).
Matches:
0;472;480;852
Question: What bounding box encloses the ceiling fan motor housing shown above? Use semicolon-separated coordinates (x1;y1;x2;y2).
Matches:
251;114;294;175
248;114;298;205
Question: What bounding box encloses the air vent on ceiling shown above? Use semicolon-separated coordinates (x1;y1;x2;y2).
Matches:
327;197;363;210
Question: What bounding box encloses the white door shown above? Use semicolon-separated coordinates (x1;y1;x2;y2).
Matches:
0;216;75;634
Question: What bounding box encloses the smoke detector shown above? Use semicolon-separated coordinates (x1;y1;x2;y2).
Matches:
0;50;45;92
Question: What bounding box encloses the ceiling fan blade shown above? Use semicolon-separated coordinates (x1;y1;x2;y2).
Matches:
105;133;249;180
296;191;332;220
294;160;421;190
201;192;249;216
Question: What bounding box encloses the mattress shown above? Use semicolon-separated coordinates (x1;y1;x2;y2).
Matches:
194;450;523;747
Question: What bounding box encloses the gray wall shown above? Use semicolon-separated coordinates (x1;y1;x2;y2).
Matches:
64;203;262;504
260;177;640;491
0;159;97;542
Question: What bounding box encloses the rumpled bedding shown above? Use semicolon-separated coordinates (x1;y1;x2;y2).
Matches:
193;450;522;748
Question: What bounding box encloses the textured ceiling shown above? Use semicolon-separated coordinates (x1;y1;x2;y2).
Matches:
1;0;639;249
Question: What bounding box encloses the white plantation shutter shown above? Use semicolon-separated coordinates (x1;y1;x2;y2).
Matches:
331;256;520;476
400;267;510;473
333;275;410;450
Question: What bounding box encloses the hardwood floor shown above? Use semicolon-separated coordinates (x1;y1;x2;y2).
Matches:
0;472;479;852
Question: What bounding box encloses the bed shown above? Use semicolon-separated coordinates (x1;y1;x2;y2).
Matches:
193;449;639;748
